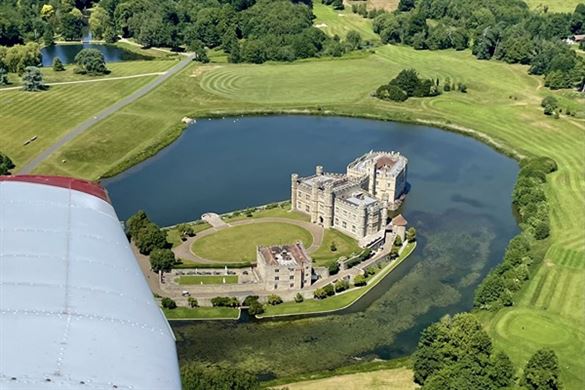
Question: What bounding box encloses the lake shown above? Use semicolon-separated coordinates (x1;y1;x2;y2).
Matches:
103;116;519;379
41;43;146;66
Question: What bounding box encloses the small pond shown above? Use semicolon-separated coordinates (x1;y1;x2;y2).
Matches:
103;116;519;379
41;43;146;66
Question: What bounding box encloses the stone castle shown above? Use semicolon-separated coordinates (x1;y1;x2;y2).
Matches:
291;151;408;245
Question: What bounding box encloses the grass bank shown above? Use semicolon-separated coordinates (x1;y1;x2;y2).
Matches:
175;275;238;285
259;242;416;318
311;228;362;267
163;306;240;320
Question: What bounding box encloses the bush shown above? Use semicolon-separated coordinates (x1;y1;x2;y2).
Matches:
0;152;15;175
328;262;340;275
541;96;558;116
181;363;260;390
375;84;408;102
243;295;259;306
406;227;417;242
267;294;283;305
354;274;367;286
52;57;64;71
294;293;304;303
330;241;337;252
188;297;198;308
74;48;109;75
335;279;349;293
161;297;176;309
248;301;264;316
211;296;240;307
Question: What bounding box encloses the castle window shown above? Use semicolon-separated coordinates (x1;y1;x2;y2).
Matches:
275;276;279;281
274;284;278;289
305;206;310;212
289;275;294;280
342;221;347;228
290;283;294;288
275;269;279;272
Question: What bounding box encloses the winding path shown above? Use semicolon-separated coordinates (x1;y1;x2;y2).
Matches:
17;54;195;174
173;217;324;264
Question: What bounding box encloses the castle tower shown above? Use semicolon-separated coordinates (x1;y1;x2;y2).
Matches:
291;173;299;211
368;162;376;195
310;180;319;224
357;203;367;238
323;182;334;228
381;201;389;228
316;165;323;176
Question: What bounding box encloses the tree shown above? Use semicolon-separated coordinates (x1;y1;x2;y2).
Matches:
294;293;304;303
176;223;195;240
136;223;167;255
335;279;349;292
541;96;558;116
398;0;416;12
375;84;408;102
89;6;111;40
346;30;362;50
61;11;84;41
0;68;8;86
188;39;209;63
394;235;403;247
126;210;150;238
330;241;337;252
149;248;175;273
489;351;515;387
188;297;198;308
521;349;562;390
181;363;260;390
21;66;46;92
390;68;422;96
406;227;417;242
267;294;283;305
52;57;64;72
0;152;15;175
74;48;109;75
43;24;55;46
161;297;176;309
248;300;264;316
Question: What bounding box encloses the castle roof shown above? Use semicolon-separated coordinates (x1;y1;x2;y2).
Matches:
258;242;311;267
375;155;398;169
392;214;408;226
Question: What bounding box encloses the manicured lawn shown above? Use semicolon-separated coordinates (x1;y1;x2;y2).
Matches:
191;222;313;262
224;205;310;223
163;306;240;320
313;1;379;40
311;228;361;267
261;242;416;317
175;275;238;285
524;0;582;12
18;40;585;388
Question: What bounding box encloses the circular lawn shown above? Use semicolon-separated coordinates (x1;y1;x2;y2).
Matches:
190;222;313;262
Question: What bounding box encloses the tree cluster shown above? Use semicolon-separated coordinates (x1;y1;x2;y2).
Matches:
372;1;585;91
474;157;557;310
74;48;109;75
211;296;240;307
181;363;259;390
413;313;515;389
243;295;264;315
0;43;41;74
521;349;562;390
375;68;441;102
126;210;170;256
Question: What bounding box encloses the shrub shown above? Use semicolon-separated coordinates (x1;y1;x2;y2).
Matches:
541;96;558;116
457;83;467;93
335;279;349;293
187;297;198;308
330;241;337;252
267;294;283;305
354;275;367;286
294;293;304;303
375;84;408;102
0;152;15;175
406;227;417;242
328;262;340;275
394;235;403;247
161;297;176;309
243;295;259;306
211;296;240;307
248;301;264;316
52;57;64;71
74;48;109;75
314;287;327;299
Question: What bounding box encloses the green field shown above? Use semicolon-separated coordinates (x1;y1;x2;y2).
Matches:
313;1;378;40
524;0;583;12
175;275;238;285
9;34;584;389
260;243;416;317
163;306;240;320
311;228;362;266
0;60;176;169
166;222;212;247
191;222;314;262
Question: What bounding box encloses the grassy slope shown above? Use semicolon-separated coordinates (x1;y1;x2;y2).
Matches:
191;222;313;262
0;60;176;169
313;1;379;40
27;45;585;389
311;228;362;266
524;0;583;12
175;275;238;285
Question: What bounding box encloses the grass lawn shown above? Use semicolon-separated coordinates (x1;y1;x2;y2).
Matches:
311;228;361;267
280;366;416;390
224;205;310;223
261;242;416;317
524;0;582;12
0;60;176;170
191;222;313;262
175;275;238;285
18;38;585;388
114;41;181;59
163;306;239;320
313;1;379;40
